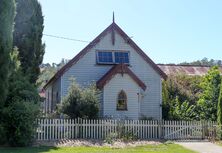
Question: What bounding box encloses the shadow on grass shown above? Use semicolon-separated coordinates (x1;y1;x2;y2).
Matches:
0;146;59;153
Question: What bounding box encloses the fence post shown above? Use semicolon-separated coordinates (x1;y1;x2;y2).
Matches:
158;120;163;139
201;121;205;140
77;118;81;138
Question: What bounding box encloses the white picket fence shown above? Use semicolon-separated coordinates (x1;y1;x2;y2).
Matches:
36;118;216;141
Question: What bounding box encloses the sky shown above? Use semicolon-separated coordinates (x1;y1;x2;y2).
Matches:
38;0;222;64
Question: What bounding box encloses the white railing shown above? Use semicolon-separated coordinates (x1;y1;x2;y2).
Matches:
36;118;216;141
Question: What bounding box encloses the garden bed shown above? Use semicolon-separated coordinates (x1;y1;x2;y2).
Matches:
34;139;161;148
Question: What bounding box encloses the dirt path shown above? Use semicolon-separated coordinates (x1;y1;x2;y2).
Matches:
176;141;222;153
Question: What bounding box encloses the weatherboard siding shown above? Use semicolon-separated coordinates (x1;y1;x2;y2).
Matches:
45;77;61;113
52;77;61;107
103;73;140;119
60;30;162;119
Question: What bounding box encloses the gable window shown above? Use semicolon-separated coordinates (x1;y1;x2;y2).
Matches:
117;90;127;111
97;51;129;64
114;52;129;64
97;51;113;63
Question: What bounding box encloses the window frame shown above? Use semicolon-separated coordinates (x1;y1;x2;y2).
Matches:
116;90;128;111
114;52;130;64
96;50;130;65
96;51;114;64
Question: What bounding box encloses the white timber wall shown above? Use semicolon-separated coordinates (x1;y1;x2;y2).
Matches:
61;29;162;119
45;78;61;113
45;86;52;113
103;73;140;119
51;77;61;108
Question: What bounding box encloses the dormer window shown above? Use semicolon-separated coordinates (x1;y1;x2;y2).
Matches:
97;51;129;64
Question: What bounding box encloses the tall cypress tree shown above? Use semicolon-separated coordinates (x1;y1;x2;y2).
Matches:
0;0;16;108
13;0;45;84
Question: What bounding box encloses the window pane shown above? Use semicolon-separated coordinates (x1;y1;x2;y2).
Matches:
117;90;127;110
97;52;113;63
114;52;129;64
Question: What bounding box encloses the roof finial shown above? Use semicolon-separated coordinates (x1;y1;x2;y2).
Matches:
113;11;115;23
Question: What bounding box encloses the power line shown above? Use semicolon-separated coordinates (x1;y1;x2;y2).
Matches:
43;34;90;43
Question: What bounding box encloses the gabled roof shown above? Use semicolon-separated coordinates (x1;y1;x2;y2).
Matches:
97;64;146;90
43;22;167;89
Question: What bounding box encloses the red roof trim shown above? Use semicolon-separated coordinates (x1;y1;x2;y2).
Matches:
43;22;167;89
97;64;147;90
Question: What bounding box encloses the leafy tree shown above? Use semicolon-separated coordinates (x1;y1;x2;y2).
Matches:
2;48;40;146
13;0;45;84
37;66;57;89
6;72;40;107
0;0;16;108
162;67;222;121
3;70;40;146
3;99;39;146
37;59;68;89
60;80;99;119
171;97;196;120
162;81;170;119
217;81;222;125
217;80;222;139
162;74;201;120
197;66;221;121
179;58;222;66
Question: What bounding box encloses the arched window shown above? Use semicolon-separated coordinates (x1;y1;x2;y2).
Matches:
117;90;127;110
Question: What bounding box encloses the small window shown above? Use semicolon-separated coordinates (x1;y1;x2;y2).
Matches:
97;51;113;63
117;90;127;111
97;51;129;64
115;52;129;64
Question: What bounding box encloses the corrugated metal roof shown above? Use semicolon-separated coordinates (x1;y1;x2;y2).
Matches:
157;64;222;76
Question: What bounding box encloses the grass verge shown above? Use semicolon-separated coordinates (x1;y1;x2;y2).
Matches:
0;143;197;153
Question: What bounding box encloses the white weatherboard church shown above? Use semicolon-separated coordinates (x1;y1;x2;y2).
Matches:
44;16;167;120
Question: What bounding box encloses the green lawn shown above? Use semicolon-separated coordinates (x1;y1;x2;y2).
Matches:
0;144;196;153
216;141;222;146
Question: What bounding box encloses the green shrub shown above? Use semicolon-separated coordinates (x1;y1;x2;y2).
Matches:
121;130;138;142
0;123;7;145
2;71;40;146
60;80;99;119
3;100;39;146
104;121;138;144
104;132;118;144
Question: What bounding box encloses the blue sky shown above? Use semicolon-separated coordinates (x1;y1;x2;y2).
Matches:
39;0;222;64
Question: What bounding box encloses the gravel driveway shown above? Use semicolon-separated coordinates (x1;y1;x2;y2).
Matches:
176;141;222;153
